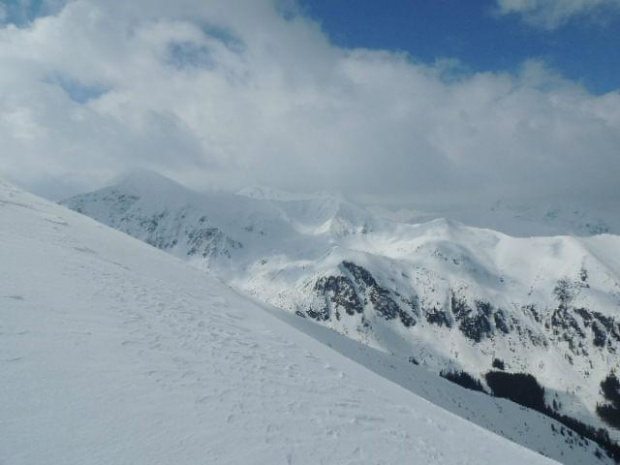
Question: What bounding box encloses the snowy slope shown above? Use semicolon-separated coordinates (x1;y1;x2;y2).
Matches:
275;308;612;464
0;179;563;464
62;172;620;452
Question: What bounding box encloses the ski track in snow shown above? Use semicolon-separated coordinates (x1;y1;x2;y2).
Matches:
0;181;558;464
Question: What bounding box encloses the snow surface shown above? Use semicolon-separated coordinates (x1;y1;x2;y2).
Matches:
274;305;614;464
0;180;559;464
61;172;620;442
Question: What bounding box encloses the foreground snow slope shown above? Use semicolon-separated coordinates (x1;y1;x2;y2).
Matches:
0;180;556;464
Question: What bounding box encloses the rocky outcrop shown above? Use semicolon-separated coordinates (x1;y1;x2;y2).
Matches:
307;261;417;327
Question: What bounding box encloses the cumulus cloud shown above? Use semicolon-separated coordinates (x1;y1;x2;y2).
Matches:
0;0;619;209
495;0;620;29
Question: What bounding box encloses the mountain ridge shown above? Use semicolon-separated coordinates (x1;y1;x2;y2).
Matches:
2;178;568;464
61;172;620;457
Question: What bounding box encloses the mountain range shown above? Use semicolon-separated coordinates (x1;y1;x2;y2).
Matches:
0;177;580;464
60;170;620;462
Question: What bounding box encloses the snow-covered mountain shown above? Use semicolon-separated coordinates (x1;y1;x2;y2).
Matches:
62;171;620;460
2;178;573;465
370;200;620;237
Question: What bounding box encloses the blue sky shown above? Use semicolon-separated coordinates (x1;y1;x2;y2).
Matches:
3;0;619;93
1;0;42;24
299;0;620;94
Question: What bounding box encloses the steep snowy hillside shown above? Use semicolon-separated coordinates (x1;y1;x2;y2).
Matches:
276;308;613;464
62;172;620;457
0;180;564;465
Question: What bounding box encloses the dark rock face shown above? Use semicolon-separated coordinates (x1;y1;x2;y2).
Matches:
369;287;403;321
548;278;620;355
451;296;493;343
446;295;513;343
308;261;620;362
306;305;331;322
307;261;417;327
424;307;452;328
342;261;376;287
342;261;418;327
493;310;511;335
523;304;542;324
313;275;363;319
311;261;522;343
573;308;620;350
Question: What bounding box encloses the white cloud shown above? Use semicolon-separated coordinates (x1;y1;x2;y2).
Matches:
0;0;619;209
495;0;620;29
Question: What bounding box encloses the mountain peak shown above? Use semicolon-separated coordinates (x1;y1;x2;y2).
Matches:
113;169;185;193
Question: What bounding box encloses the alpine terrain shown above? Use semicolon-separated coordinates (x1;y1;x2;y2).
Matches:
61;171;620;462
0;179;572;464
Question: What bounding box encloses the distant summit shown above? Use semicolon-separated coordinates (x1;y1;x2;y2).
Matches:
237;185;339;202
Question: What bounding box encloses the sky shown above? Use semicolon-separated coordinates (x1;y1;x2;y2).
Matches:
0;0;619;209
299;0;620;94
